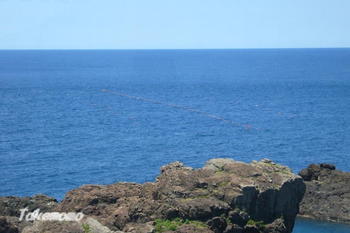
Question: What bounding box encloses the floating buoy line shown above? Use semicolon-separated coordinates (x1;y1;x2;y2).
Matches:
101;89;255;130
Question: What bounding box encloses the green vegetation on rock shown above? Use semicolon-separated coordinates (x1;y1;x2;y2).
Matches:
247;219;266;228
82;223;91;233
155;218;207;232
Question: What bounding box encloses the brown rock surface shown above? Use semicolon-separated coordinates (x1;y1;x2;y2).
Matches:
299;163;350;223
0;195;58;217
0;158;305;233
57;158;305;233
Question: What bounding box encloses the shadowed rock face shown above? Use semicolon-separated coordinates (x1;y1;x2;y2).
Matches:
0;159;306;233
0;217;19;233
299;163;350;224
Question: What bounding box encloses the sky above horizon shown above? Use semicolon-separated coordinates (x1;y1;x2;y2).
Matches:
0;0;349;49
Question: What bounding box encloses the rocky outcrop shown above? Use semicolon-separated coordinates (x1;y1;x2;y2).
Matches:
0;195;58;232
0;159;306;233
21;217;120;233
0;195;58;217
299;163;350;223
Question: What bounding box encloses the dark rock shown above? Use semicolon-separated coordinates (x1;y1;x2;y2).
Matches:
299;164;350;223
228;210;249;227
243;225;260;233
0;195;58;233
224;224;243;233
298;164;321;181
176;198;230;221
0;194;58;217
0;216;32;233
320;163;336;170
207;217;227;233
173;224;213;233
0;217;19;233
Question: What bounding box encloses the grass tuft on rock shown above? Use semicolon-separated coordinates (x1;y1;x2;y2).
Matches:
155;218;207;232
82;223;91;233
246;219;266;228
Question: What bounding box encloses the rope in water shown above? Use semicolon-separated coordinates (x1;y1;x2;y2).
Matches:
101;89;255;130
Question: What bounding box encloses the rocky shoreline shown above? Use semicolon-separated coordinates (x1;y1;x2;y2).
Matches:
0;158;349;233
298;163;350;224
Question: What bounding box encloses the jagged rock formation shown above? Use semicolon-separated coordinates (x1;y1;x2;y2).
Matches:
0;158;306;233
299;163;350;223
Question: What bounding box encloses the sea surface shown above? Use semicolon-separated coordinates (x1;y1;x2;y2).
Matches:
0;49;350;232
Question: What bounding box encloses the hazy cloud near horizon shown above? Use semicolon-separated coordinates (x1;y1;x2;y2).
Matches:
0;0;349;49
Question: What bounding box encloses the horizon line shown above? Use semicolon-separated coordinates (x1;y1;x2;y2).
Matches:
0;47;349;51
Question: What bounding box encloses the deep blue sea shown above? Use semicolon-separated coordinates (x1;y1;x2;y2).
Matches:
0;49;349;232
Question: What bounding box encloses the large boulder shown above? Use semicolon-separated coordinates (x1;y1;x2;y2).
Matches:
299;163;350;223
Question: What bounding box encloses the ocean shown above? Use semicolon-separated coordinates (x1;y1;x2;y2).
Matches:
0;49;349;232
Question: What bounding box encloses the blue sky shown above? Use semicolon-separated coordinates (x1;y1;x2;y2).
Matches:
0;0;349;49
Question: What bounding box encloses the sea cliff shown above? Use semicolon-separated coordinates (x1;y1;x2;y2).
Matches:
0;158;306;233
298;163;350;223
